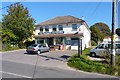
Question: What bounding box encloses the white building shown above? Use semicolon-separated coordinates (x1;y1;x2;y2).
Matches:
34;16;91;50
103;34;120;43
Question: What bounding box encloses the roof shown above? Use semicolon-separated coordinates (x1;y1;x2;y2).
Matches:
34;33;83;38
36;16;85;26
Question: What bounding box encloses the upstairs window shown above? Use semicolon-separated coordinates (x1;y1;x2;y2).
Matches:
58;25;63;31
45;26;49;32
40;27;43;32
52;25;57;31
72;24;77;31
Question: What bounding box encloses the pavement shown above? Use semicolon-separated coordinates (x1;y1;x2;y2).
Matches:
0;49;119;78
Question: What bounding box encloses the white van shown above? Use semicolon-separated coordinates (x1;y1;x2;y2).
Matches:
90;43;120;57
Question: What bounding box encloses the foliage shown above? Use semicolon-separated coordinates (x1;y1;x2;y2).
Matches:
68;48;120;76
2;44;19;51
2;3;35;48
91;40;97;46
116;28;120;36
1;28;18;44
93;22;111;36
90;25;104;43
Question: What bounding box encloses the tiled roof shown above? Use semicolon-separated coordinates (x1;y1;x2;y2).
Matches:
36;16;84;26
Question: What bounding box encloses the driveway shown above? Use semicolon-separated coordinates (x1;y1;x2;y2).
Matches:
39;50;77;62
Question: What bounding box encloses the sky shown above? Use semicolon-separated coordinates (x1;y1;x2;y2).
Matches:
1;1;119;29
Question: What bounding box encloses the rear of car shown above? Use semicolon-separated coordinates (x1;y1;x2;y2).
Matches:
90;43;120;57
26;44;39;53
26;44;50;54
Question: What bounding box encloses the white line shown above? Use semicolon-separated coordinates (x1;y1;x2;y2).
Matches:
0;71;32;78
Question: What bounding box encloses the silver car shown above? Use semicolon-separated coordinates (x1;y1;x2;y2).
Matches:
90;43;120;57
26;44;50;54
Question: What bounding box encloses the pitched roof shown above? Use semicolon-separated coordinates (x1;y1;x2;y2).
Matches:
36;16;85;26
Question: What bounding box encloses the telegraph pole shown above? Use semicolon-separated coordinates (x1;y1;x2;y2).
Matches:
111;0;117;66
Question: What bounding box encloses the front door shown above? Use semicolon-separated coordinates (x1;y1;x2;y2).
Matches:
48;38;53;46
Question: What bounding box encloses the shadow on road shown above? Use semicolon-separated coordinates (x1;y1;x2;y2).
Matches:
38;55;71;62
24;53;37;55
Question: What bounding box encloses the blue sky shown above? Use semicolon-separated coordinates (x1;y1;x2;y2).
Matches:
1;2;118;29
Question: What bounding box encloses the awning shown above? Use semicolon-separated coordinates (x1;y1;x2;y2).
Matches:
34;33;83;38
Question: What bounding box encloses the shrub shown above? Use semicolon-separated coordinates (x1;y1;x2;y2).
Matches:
67;48;120;76
91;40;97;46
2;43;19;51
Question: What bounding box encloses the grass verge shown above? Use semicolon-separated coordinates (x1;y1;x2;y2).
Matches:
67;48;120;76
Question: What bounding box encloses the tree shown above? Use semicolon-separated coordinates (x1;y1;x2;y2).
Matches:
116;28;120;36
92;22;111;36
90;25;104;44
2;3;35;48
1;28;17;44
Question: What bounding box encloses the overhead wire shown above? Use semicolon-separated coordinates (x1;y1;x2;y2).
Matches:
0;0;26;10
87;0;103;21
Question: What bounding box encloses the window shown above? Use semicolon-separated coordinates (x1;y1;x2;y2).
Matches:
52;25;57;31
58;25;63;31
71;38;78;46
40;27;43;32
116;44;120;49
56;37;63;45
66;40;71;45
45;26;49;32
31;44;37;47
72;24;77;31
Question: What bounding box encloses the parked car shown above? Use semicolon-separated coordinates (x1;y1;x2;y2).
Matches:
90;42;120;57
26;44;50;54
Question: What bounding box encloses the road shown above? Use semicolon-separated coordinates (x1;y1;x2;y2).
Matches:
1;49;119;79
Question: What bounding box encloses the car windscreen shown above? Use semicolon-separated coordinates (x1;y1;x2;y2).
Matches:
96;44;105;49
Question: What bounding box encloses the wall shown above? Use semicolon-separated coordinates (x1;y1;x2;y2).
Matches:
35;22;91;50
35;23;82;35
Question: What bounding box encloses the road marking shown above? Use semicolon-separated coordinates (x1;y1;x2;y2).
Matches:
0;71;32;78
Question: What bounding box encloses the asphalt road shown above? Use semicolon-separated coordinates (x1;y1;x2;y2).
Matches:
1;49;119;79
2;60;117;78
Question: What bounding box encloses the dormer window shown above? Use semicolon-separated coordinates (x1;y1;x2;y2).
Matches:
72;24;77;31
45;26;49;32
40;27;43;32
58;25;63;31
52;25;57;31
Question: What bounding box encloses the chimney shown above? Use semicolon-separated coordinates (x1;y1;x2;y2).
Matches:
81;16;84;20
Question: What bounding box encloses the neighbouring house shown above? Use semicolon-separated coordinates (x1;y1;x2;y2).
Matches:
34;16;91;50
103;34;120;43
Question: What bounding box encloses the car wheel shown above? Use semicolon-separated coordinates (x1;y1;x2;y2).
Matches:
91;52;96;57
37;50;41;55
27;51;29;53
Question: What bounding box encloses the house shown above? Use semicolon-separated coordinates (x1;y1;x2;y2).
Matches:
103;34;120;43
34;16;91;50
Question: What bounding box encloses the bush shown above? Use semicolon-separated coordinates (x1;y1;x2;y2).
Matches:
91;40;97;46
2;43;19;51
67;48;120;76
